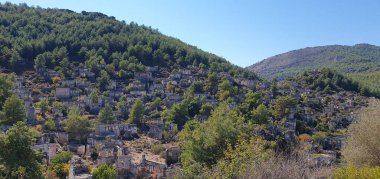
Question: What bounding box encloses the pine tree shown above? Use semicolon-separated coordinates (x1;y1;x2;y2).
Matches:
2;95;26;125
98;104;116;124
128;99;144;124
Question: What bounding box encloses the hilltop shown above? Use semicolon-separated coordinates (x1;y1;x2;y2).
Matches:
248;44;380;78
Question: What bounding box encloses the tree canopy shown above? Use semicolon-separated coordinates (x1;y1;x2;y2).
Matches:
0;122;43;178
1;95;26;125
0;2;254;79
128;99;144;124
98;104;116;124
0;73;14;110
64;107;93;144
178;103;245;175
92;164;117;179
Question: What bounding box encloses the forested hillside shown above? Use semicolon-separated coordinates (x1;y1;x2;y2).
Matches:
0;2;254;78
247;44;380;95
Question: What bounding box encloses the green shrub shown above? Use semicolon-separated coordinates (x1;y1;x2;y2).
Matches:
151;144;165;155
44;118;56;131
51;152;73;165
311;131;328;141
333;165;380;179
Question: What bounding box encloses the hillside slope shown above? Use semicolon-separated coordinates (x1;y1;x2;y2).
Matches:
247;44;380;94
0;3;254;78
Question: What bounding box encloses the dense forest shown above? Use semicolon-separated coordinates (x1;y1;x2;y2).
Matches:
0;2;255;79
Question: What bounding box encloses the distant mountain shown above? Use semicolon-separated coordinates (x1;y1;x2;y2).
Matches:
247;44;380;94
248;44;380;78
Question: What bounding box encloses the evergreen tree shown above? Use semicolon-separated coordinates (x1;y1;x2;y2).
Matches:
273;95;297;119
178;103;244;175
116;96;128;119
2;95;26;125
251;104;269;124
97;70;110;92
128;99;144;124
0;122;43;178
0;74;14;110
36;98;50;114
98;104;116;124
89;88;99;103
205;72;218;95
217;79;235;101
150;98;161;111
64;107;93;145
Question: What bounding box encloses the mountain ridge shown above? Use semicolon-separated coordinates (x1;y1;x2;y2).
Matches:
248;43;380;79
247;44;380;95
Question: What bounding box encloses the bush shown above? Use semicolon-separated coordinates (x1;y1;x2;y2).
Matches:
44;118;56;131
311;131;328;141
92;164;116;179
51;152;73;165
240;149;332;179
333;165;380;179
342;100;380;166
151;144;165;155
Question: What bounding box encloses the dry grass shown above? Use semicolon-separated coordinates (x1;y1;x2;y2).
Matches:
342;99;380;167
239;149;332;179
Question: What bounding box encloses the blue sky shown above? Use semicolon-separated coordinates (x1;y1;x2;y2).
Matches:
3;0;380;67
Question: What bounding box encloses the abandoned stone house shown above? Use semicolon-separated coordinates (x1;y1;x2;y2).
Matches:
146;66;159;73
284;108;297;141
234;77;257;90
69;157;92;179
165;146;180;165
79;69;95;81
32;133;69;164
74;79;88;89
24;99;36;124
169;73;181;80
37;68;60;81
117;153;167;179
134;72;153;82
163;94;183;107
146;120;165;140
61;80;76;88
83;96;104;114
129;80;146;91
179;69;192;75
32;143;61;164
13;85;31;100
138;154;167;178
55;88;72;100
149;82;165;94
97;143;120;165
95;123;138;140
129;90;147;97
179;79;192;88
318;135;346;151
